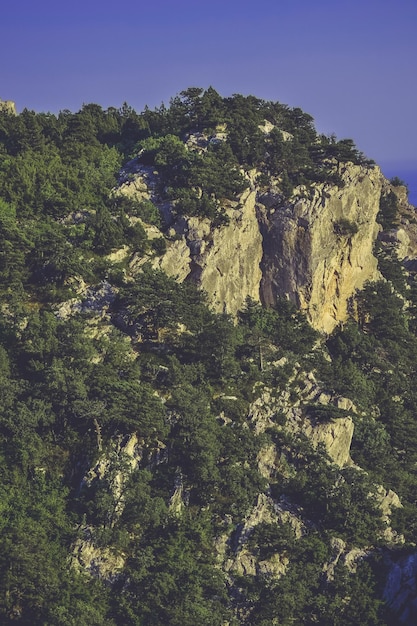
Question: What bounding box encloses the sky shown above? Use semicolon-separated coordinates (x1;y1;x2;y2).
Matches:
1;0;417;201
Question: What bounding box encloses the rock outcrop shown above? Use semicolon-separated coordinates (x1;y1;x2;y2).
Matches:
386;182;417;260
72;434;170;577
119;165;264;316
117;158;384;332
223;493;303;579
71;527;125;583
259;164;383;333
300;416;354;467
174;188;263;316
323;537;369;580
250;369;356;468
0;99;16;114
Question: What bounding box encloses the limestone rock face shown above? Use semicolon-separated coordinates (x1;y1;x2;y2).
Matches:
156;188;263;315
156;237;192;282
72;434;169;580
323;537;369;581
186;188;263;315
117;158;386;331
300;416;354;467
56;280;116;320
250;374;356;468
119;168;264;315
388;183;417;260
71;527;125;582
0;99;16;114
260;164;383;333
224;494;302;579
146;189;263;314
377;486;403;520
379;227;410;259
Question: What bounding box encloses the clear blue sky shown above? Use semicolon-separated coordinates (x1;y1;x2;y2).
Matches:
1;0;416;196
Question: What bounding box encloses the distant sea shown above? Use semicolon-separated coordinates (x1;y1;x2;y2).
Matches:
380;164;417;207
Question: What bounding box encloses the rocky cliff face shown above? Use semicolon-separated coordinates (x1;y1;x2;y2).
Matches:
117;165;263;316
146;188;264;317
0;99;16;114
183;189;263;316
249;372;356;469
4;94;417;625
118;158;383;332
259;164;383;333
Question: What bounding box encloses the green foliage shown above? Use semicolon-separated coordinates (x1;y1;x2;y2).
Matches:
306;403;351;421
248;521;297;559
374;241;408;297
281;437;384;545
115;196;161;226
378;190;398;230
151;236;167;255
389;176;407;188
356;281;408;341
334;218;359;237
113;515;231;625
115;265;210;337
124;219;149;254
239;296;318;357
136;133;248;222
0;471;114;625
89;205;124;254
317;275;417;526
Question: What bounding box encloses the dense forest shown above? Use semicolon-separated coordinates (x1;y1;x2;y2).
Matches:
0;87;416;625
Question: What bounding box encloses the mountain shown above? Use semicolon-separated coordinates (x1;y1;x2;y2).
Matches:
1;88;417;625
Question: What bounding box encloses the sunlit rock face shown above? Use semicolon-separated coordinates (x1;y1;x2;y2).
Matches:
0;99;16;114
259;163;383;333
117;158;386;333
183;188;263;316
118;167;264;316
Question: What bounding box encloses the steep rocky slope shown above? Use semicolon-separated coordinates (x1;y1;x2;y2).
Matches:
0;98;16;114
117;151;384;333
259;163;382;332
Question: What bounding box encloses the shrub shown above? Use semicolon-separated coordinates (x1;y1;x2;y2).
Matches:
334;218;358;237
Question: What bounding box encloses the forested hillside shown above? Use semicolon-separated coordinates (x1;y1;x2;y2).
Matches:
1;88;417;625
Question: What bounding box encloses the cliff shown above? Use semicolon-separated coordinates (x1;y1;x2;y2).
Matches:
0;98;16;114
259;163;382;333
118;157;383;333
116;164;263;316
